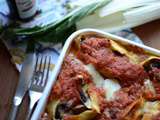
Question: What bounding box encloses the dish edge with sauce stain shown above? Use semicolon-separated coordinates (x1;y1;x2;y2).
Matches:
31;29;160;120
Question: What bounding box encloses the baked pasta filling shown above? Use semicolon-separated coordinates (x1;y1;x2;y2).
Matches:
41;36;160;120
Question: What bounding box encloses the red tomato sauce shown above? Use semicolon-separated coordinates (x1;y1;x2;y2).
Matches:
77;37;148;87
42;37;160;120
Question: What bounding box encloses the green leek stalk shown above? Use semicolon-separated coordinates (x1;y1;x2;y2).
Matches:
6;0;111;43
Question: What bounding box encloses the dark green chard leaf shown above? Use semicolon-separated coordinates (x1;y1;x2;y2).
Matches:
3;0;111;44
33;24;77;43
13;0;111;36
0;25;2;34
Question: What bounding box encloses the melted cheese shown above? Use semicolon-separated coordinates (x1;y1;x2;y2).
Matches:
85;64;104;87
84;64;121;101
103;79;121;100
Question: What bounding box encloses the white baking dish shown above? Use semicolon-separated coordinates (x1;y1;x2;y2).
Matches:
31;29;160;120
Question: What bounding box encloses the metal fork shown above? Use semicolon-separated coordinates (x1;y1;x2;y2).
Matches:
26;55;51;120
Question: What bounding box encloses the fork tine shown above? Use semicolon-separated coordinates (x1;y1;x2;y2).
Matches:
37;55;44;85
35;55;39;72
39;55;43;71
44;56;51;86
40;56;47;85
27;55;52;120
32;55;40;84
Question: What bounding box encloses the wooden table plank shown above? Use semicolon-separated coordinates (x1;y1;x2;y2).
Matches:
0;41;18;120
0;41;29;120
133;19;160;50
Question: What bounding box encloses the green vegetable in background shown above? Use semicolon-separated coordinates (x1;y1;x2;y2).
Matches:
15;0;110;35
5;0;111;43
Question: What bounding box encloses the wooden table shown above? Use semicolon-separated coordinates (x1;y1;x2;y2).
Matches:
0;19;159;120
133;19;160;50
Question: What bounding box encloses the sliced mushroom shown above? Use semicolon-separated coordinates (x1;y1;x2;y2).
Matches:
47;99;60;119
141;57;160;72
55;102;70;119
142;57;160;81
47;97;98;120
78;84;93;110
77;83;102;114
47;100;74;120
72;104;88;115
79;85;89;104
142;57;160;100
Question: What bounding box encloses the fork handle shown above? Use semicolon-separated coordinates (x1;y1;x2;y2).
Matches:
8;104;19;120
26;107;32;120
26;98;38;120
